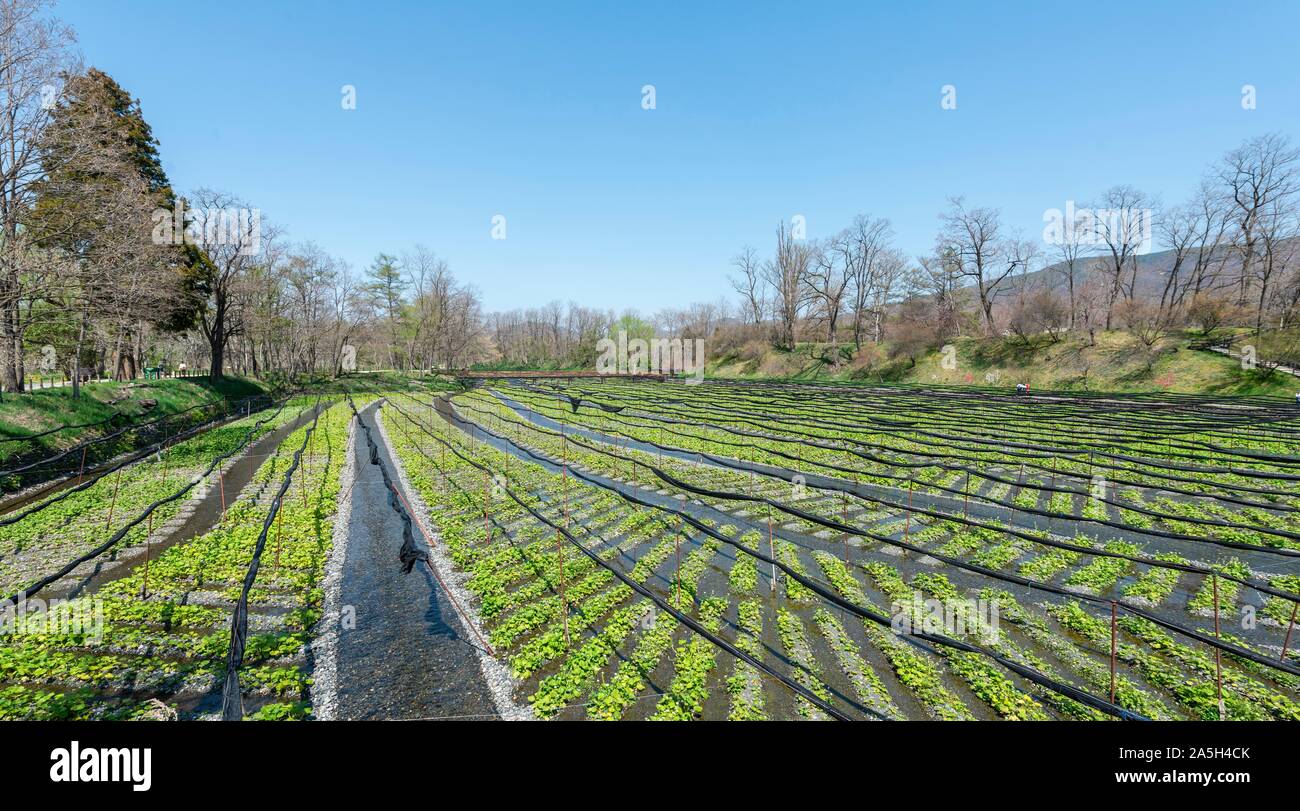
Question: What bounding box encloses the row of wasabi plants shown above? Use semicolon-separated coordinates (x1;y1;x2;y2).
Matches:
0;397;361;720
374;380;1298;721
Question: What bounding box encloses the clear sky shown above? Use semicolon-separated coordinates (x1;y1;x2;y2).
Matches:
58;0;1300;313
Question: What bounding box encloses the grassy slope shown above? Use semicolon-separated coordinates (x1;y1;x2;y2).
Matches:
0;376;268;463
710;331;1298;397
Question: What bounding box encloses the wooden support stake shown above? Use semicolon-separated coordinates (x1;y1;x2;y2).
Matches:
275;502;283;571
904;478;914;541
1281;601;1298;662
1212;574;1224;720
674;526;681;607
768;511;776;595
1109;600;1118;703
963;470;970;518
841;491;849;565
142;512;153;598
78;447;87;486
106;468;124;528
557;528;569;646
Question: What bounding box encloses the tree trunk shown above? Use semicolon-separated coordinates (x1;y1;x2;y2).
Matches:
71;309;87;400
1066;268;1076;331
209;296;226;382
0;288;19;394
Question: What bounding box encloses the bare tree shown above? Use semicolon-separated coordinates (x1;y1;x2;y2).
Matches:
0;0;77;393
1216;133;1300;308
1277;256;1300;329
1074;277;1109;347
762;221;813;349
1089;185;1153;329
910;252;963;339
1256;211;1300;331
937;197;1020;336
805;234;851;346
1114;298;1170;348
1008;287;1068;346
403;244;449;371
842;214;894;347
188;188;267;380
1184;292;1236;336
1051;206;1093;330
729;245;765;326
1186;179;1234;298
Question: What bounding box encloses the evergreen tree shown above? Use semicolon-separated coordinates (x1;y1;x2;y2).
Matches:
29;67;205;392
366;253;406;368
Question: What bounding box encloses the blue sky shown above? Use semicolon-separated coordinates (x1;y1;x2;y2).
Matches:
60;0;1300;312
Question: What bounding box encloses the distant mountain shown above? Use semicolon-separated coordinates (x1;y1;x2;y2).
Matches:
1005;244;1242;300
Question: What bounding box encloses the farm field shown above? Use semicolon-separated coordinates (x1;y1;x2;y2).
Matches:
377;379;1300;721
1;376;1296;722
6;0;1300;795
0;395;357;719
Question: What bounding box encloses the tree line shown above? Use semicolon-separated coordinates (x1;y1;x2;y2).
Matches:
2;0;1296;392
0;1;502;393
724;133;1300;371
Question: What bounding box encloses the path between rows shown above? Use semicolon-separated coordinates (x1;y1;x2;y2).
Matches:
333;400;498;720
1208;345;1300;380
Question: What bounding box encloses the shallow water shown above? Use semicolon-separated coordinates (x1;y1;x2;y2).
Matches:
333;401;498;720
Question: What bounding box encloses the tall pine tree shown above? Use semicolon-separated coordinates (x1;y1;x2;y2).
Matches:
30;68;206;394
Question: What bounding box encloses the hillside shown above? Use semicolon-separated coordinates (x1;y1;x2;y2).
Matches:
709;331;1299;396
0;376;268;464
1009;238;1300;301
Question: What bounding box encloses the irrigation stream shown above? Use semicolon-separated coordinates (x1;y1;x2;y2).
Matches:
333;400;498;720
